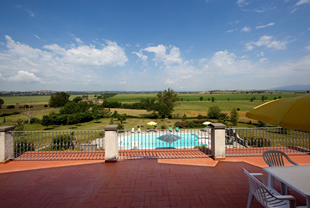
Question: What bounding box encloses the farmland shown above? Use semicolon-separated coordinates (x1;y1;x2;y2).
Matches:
0;91;305;131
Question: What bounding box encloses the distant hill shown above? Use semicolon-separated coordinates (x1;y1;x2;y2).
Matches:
271;85;310;91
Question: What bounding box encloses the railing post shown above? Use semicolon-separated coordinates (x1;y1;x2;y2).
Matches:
0;126;15;164
210;123;226;160
104;125;119;163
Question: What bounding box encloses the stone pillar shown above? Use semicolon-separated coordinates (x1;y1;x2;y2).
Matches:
210;123;226;160
104;125;119;163
0;126;15;163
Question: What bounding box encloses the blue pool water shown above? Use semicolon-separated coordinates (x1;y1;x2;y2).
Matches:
119;133;209;149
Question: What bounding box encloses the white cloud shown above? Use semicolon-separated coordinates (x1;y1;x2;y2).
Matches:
306;45;310;51
245;35;288;50
70;34;84;44
7;71;42;83
259;58;268;63
296;0;310;6
132;50;148;62
180;75;192;79
119;81;127;84
34;35;45;41
142;45;183;67
241;26;251;32
165;79;175;84
256;22;275;29
237;0;248;7
16;5;34;17
200;50;253;75
0;35;128;88
74;37;83;44
257;52;264;57
290;8;297;14
227;28;237;32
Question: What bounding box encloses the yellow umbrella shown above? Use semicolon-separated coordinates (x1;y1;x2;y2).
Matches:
246;95;310;131
147;121;157;126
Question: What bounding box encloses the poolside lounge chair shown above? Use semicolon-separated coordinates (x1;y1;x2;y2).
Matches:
169;126;173;132
137;128;141;133
176;126;179;132
154;127;157;132
131;128;134;133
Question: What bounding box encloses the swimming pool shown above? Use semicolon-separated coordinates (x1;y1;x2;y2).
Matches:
119;133;209;149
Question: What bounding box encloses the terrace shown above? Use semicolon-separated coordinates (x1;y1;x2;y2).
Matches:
1;156;310;208
0;124;310;207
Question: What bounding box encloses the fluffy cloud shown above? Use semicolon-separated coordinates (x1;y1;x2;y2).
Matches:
134;44;183;67
0;35;128;88
306;45;310;51
200;50;253;75
256;22;275;29
245;35;288;50
241;27;251;32
7;71;42;83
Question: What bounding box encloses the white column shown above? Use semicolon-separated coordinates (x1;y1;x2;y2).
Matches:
210;123;226;160
104;125;119;163
0;126;15;163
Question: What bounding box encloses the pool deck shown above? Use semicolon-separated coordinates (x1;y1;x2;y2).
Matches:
1;154;310;208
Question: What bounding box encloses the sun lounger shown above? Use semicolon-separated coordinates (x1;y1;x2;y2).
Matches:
176;127;179;132
131;128;134;133
137;128;141;133
169;127;173;132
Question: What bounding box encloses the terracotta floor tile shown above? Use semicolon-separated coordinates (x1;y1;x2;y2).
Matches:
0;155;310;208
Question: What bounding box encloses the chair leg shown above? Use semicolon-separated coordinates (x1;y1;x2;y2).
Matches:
247;192;253;208
280;182;288;195
267;174;274;188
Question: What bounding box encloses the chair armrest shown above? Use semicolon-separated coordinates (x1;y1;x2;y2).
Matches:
287;157;299;166
250;173;267;185
275;195;296;208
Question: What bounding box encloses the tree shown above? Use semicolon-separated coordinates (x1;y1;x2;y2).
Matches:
72;96;83;103
211;97;215;102
155;88;179;114
207;106;221;119
230;107;239;126
219;113;228;122
0;99;4;109
15;119;24;131
117;114;127;123
22;103;37;124
41;115;52;128
49;92;70;107
199;97;203;102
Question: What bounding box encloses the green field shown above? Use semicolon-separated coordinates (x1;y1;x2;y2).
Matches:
0;92;307;131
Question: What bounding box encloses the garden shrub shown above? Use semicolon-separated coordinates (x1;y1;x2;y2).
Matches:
52;132;74;150
14;140;35;155
246;137;271;147
168;115;172;119
7;105;15;109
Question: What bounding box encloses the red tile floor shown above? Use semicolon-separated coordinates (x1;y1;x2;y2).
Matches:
0;154;309;208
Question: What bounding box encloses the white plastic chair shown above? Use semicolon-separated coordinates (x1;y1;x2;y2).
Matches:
243;168;296;208
263;150;299;167
131;128;134;133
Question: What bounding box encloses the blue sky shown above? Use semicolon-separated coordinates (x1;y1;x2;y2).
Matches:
0;0;309;91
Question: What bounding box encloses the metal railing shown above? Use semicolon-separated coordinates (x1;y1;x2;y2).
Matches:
225;127;310;156
13;130;105;160
118;128;211;159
